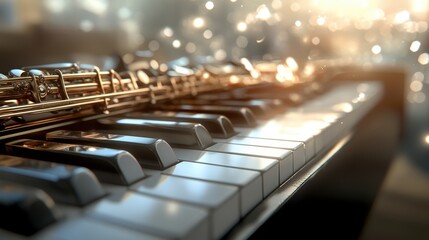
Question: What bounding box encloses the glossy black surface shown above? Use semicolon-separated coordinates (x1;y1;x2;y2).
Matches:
125;111;237;138
152;104;258;127
46;130;178;170
0;155;105;206
97;117;215;150
0;182;58;236
5;138;145;185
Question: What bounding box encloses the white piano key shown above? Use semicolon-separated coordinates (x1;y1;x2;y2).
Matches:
204;143;294;183
255;119;328;154
172;148;279;196
35;217;165;240
88;192;210;240
162;161;263;216
238;125;316;160
131;174;240;239
213;136;306;172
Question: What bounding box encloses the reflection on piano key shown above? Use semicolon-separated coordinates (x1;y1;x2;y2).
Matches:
5;139;145;186
162;161;262;216
0;181;59;236
125;111;237;138
88;192;210;240
154;104;258;127
97;118;215;150
131;174;240;239
237;126;317;160
172;148;279;197
45;130;178;170
213;137;306;172
204;143;294;184
171;99;273;118
0;155;105;206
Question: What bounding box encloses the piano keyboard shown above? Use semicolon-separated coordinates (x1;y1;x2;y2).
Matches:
0;78;383;240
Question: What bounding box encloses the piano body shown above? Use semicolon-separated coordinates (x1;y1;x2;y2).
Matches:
0;1;413;239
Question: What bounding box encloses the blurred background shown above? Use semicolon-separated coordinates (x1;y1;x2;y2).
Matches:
0;0;428;239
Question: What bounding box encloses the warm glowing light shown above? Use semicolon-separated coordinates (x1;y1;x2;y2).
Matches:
159;64;168;72
394;10;410;24
424;134;429;144
412;0;429;13
149;60;159;69
172;40;181;48
203;29;213;39
256;4;272;21
410;80;423;92
371;45;381;54
193;17;205;28
418;53;429;65
302;64;316;79
137;70;150;84
214;49;227;60
295;20;302;27
312;37;320;45
352;92;367;103
205;1;214;10
332;103;353;113
237;22;248;32
162;27;174;37
240;58;260;79
410;41;421;52
316;16;326;26
276;64;296;83
229;75;240;84
240;58;253;70
286;57;299;72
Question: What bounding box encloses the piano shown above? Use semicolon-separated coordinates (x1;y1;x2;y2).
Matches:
0;58;405;240
0;0;417;238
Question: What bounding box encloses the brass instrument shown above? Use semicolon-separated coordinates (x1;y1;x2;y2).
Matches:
0;58;310;131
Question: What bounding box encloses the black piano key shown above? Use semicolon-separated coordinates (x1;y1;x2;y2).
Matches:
0;182;59;236
152;104;258;127
0;155;105;206
196;94;285;112
171;99;273;118
96;118;215;150
5;139;145;185
45;130;178;170
125;111;237;139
